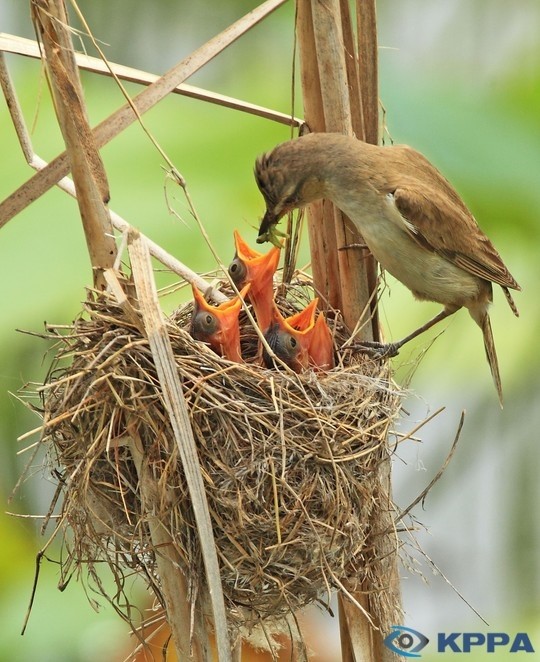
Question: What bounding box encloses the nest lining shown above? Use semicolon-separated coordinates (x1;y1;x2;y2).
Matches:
38;277;402;640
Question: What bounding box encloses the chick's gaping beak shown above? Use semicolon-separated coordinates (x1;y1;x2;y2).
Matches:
190;284;250;362
229;230;280;332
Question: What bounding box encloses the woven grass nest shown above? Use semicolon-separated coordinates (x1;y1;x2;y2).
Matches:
39;272;402;644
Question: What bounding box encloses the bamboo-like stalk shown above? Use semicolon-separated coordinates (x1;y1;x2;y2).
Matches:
296;1;402;660
355;0;380;339
31;0;117;290
296;0;374;337
295;0;340;310
127;236;232;660
353;7;403;662
356;0;379;146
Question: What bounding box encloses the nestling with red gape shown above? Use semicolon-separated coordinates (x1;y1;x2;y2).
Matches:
228;229;281;333
190;283;250;363
263;298;335;372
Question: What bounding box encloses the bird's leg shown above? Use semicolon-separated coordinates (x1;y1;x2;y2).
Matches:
349;308;455;359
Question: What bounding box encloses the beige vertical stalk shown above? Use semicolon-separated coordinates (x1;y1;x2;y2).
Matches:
31;0;117;290
296;1;402;660
296;0;378;339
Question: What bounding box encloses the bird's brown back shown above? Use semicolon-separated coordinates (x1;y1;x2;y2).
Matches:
256;133;520;292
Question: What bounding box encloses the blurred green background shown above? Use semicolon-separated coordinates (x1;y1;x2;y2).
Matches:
1;0;539;660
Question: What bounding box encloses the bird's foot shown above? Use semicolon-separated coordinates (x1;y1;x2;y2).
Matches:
346;340;401;359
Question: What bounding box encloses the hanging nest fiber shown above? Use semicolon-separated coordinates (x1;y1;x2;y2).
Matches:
37;272;402;645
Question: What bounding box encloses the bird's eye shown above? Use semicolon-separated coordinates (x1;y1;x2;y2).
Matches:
284;193;297;207
228;258;247;285
288;336;297;349
190;311;218;340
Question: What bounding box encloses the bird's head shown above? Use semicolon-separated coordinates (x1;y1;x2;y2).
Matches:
255;136;326;245
263;323;307;373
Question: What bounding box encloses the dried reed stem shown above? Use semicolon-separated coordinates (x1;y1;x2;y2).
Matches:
312;0;375;337
354;5;403;662
127;233;231;660
0;0;288;229
296;0;340;311
356;0;379;146
31;0;117;289
296;0;402;659
296;0;373;337
0;33;303;129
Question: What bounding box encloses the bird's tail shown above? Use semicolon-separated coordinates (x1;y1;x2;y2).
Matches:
502;286;519;317
474;311;503;408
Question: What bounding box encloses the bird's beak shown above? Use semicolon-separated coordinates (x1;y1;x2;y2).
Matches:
258;209;277;240
232;230;280;332
191;284;250;362
257;210;289;247
283;297;318;332
191;284;210;319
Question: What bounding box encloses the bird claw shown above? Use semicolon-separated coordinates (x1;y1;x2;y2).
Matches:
347;340;400;360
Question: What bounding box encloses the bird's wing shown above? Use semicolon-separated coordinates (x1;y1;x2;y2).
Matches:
391;183;520;291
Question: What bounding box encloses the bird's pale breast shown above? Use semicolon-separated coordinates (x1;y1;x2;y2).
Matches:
327;182;487;309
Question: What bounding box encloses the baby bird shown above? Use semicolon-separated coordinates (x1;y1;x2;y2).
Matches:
264;298;334;372
190;284;250;362
228;229;280;332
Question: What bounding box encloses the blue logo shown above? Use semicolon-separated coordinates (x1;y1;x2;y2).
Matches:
384;626;430;657
384;627;535;656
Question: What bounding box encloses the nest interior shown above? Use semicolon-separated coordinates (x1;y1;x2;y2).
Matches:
38;275;402;640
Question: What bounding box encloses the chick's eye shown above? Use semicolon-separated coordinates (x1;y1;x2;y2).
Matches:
195;312;217;333
228;258;246;285
288;336;297;349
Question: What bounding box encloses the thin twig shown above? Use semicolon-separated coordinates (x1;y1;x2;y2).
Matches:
397;411;465;522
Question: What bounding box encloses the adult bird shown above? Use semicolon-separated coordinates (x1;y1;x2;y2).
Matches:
190;283;250;362
264;298;334;372
228;229;280;333
255;132;520;405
